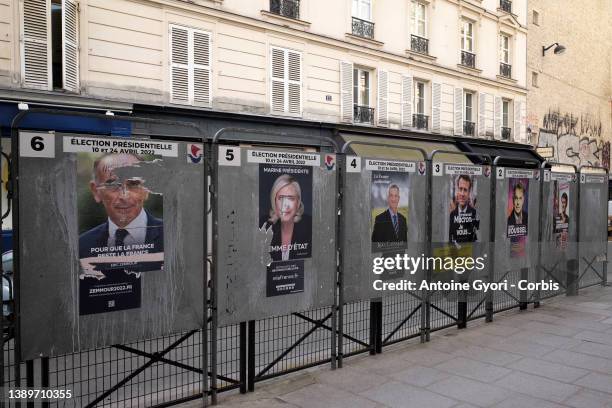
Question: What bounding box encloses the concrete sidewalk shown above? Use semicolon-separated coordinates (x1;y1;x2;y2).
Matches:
196;286;612;407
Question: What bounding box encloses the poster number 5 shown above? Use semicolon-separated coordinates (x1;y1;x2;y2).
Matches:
219;146;241;166
433;163;443;176
19;132;55;158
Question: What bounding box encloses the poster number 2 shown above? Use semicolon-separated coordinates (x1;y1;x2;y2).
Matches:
219;146;241;166
19;132;55;158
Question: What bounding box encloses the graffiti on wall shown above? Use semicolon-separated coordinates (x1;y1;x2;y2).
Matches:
536;108;609;169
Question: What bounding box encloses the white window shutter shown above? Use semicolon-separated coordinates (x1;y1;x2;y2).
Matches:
170;25;190;104
520;101;527;143
287;50;302;115
432;82;441;133
270;47;286;113
21;0;51;89
340;61;353;123
401;74;413;128
62;0;79;92
377;69;388;127
193;30;211;107
454;88;463;135
478;92;486;138
494;96;502;140
515;100;526;142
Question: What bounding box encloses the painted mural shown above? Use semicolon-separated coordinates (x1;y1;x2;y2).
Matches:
534;108;610;169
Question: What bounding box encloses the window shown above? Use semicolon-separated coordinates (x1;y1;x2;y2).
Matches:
532;10;540;25
500;34;510;64
502;100;509;127
532;71;539;87
270;47;302;115
353;68;370;107
169;24;212;106
352;0;371;20
461;20;473;52
21;0;79;91
465;92;473;122
269;0;300;20
411;1;426;37
414;81;425;114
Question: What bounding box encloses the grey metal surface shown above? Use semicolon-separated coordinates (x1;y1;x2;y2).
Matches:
18;133;204;360
539;171;578;296
578;173;607;287
492;168;541;307
342;157;427;303
216;148;336;326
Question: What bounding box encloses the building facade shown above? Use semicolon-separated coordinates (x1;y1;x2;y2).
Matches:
527;0;612;169
1;0;528;142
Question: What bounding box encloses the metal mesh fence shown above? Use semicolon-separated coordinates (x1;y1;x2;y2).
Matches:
381;292;421;345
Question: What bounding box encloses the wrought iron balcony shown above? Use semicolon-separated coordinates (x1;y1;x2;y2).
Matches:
500;0;512;13
500;62;512;78
463;121;476;136
352;17;375;39
413;113;429;130
461;51;476;68
354;105;375;124
410;34;429;55
501;126;511;140
270;0;300;19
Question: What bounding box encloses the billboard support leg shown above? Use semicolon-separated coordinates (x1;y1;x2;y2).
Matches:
239;322;247;394
247;320;255;392
567;258;579;296
519;267;529;310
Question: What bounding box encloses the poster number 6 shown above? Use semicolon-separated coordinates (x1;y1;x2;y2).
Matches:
219;146;241;166
19;132;55;158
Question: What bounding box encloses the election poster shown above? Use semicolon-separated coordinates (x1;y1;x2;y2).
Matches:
553;180;570;249
370;170;410;253
67;136;171;315
258;161;313;297
506;174;530;258
448;174;480;245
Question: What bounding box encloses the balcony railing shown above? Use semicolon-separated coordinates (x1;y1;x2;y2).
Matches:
500;0;512;13
501;126;511;140
352;17;375;39
413;113;429;130
410;34;429;55
354;105;375;124
463;121;476;136
270;0;300;19
500;62;512;78
461;51;476;68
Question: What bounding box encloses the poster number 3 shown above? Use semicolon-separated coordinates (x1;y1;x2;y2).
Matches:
433;163;443;176
219;146;241;166
19;132;55;158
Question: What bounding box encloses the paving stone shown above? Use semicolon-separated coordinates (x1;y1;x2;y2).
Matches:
281;383;379;408
492;394;564;408
574;372;612;394
389;365;451;387
400;347;457;367
570;341;612;359
574;330;612;346
493;371;580;403
427;376;512;407
315;365;388;394
451;345;523;367
360;381;457;408
507;357;590;383
469;324;523;338
483;338;556;358
434;357;512;383
505;331;582;349
521;320;582;337
542;349;612;374
562;388;612;408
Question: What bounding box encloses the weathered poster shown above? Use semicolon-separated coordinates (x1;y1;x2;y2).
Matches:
258;163;313;296
506;171;531;257
370;170;410;253
68;136;170;315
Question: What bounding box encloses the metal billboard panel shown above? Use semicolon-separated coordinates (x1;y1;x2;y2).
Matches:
578;172;607;287
17;132;205;359
216;147;336;326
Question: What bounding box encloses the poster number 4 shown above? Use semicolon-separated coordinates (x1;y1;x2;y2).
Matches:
433;163;443;176
19;132;55;158
346;156;361;173
219;146;241;166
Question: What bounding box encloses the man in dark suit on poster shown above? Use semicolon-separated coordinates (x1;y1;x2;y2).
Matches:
372;184;408;248
449;175;479;244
